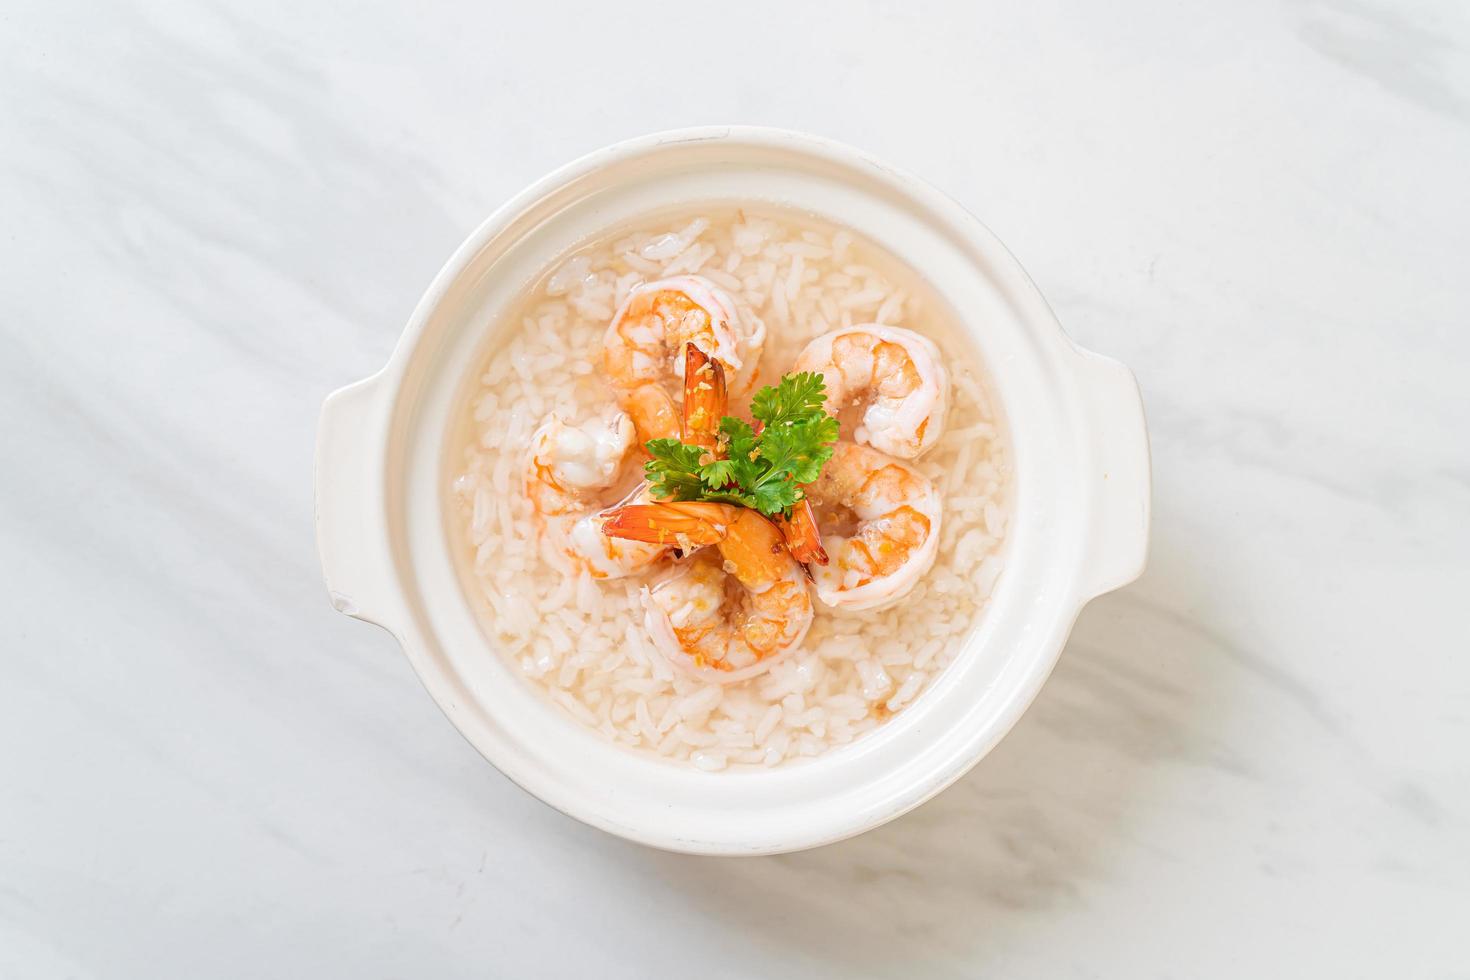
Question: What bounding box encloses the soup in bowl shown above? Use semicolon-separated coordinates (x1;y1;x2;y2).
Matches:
448;205;1012;771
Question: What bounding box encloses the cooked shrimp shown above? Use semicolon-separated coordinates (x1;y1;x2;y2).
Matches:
525;408;668;578
793;324;948;458
601;502;813;681
802;442;942;610
616;341;729;452
678;343;727;451
774;498;829;566
603;275;765;432
621;383;681;444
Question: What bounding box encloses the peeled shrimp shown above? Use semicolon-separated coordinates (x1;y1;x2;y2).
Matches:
802;442;942;610
793;324;948;459
603;275;765;439
525;407;667;578
601;502;813;681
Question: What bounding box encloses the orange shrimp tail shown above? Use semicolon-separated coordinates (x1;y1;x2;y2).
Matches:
601;501;737;546
682;343;727;451
776;498;829;566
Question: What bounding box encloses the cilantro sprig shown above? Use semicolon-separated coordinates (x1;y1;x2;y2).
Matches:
644;372;840;517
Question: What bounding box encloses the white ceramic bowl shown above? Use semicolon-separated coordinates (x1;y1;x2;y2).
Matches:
314;127;1150;855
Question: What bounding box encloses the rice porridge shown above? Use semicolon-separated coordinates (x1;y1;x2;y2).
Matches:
449;205;1011;771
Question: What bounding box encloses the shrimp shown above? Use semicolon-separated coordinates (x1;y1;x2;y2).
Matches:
793;324;948;459
774;499;829;566
801;442;943;610
526;340;730;578
678;343;727;451
621;384;681;444
524;407;668;579
618;342;728;449
601;502;813;681
603;275;765;440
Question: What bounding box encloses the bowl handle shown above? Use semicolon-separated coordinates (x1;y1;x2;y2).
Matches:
1070;348;1152;599
314;373;404;635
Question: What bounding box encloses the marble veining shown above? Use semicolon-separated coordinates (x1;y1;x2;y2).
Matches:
2;0;1466;977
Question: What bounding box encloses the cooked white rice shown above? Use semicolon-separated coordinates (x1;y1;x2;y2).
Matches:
451;207;1011;770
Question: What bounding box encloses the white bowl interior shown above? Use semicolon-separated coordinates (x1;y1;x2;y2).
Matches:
380;133;1095;854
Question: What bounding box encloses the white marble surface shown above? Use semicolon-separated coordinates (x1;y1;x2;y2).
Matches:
4;0;1468;975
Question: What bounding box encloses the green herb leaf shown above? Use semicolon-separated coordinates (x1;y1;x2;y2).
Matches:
718;415;758;456
751;372;828;429
760;416;839;485
642;373;839;517
751;478;801;515
644;438;709;502
698;458;738;488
